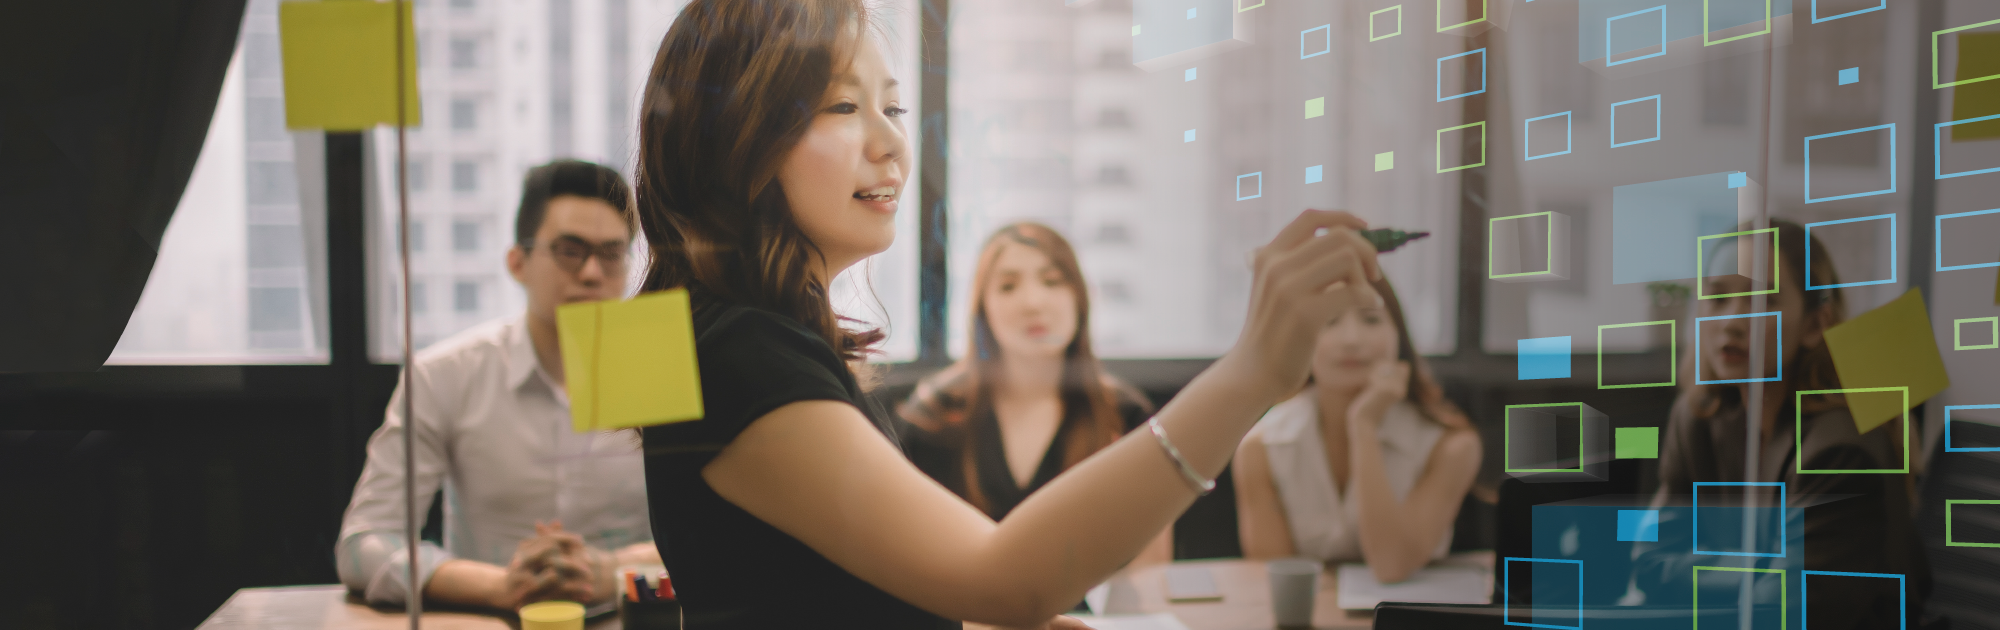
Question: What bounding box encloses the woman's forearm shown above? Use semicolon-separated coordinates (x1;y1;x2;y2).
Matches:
1346;426;1427;583
980;354;1286;617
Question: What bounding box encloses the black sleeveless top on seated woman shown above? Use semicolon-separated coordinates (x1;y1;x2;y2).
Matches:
641;303;956;629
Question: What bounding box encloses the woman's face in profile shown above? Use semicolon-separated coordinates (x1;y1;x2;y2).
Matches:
1310;305;1400;391
1697;244;1810;383
777;35;912;275
981;243;1079;362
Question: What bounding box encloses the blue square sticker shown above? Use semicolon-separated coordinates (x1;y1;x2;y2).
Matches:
1517;336;1572;380
1618;510;1660;542
1305;165;1323;184
1839;67;1860;85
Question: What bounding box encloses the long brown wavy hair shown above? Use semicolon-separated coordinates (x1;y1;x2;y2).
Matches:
1674;219;1849;419
899;223;1150;516
634;0;884;362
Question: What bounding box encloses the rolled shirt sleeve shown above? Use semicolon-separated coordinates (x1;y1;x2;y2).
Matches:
336;362;458;606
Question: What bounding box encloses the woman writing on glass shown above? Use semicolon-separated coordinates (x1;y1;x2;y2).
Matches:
635;1;1384;627
900;223;1172;566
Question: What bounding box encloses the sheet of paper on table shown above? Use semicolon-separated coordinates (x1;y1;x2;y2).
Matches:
1336;563;1489;610
1067;613;1192;630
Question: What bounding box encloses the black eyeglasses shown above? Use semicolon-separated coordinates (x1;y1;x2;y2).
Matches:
525;235;629;275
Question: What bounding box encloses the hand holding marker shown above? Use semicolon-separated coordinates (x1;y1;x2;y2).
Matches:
1362;228;1429;253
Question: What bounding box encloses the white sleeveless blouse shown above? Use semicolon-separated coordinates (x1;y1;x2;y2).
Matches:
1255;393;1452;563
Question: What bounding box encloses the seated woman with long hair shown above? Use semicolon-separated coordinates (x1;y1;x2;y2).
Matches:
632;1;1387;627
1231;274;1481;583
899;223;1171;566
1637;218;1929;627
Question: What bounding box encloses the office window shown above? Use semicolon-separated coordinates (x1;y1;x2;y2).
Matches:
408;219;425;253
411;280;428;315
450;37;478;70
451;160;477;193
111;0;328;364
367;0;920;361
452;99;478;131
947;0;1458;358
454;281;480;313
452;220;480;253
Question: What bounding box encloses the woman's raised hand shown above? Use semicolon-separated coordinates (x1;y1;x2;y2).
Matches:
1227;209;1382;401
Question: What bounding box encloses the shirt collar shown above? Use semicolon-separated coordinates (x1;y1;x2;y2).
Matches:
504;315;543;392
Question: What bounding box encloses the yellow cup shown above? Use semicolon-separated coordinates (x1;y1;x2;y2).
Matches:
519;601;586;630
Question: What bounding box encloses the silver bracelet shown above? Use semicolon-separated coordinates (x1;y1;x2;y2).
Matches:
1147;417;1215;495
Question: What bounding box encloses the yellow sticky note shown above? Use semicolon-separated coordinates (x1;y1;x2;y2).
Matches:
1953;33;2000;142
1824;288;1952;434
556;289;704;432
278;1;422;131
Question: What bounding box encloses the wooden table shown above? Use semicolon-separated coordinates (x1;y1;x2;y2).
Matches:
197;552;1492;630
1103;552;1493;630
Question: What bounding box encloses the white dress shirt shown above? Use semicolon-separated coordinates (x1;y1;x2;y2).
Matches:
335;316;652;606
1255;393;1450;562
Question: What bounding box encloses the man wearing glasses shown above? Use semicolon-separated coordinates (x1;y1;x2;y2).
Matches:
336;160;656;613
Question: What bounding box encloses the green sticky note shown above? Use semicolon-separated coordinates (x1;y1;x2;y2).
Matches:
1953;33;2000;142
1375;151;1394;172
279;0;422;131
1615;427;1659;459
1305;97;1325;119
557;289;704;433
1824;288;1952;434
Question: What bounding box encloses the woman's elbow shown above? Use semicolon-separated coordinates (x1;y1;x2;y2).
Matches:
1369;558;1420;585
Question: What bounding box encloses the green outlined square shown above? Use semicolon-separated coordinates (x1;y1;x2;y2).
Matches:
1437;121;1487;173
1504;402;1593;473
1933;18;2000;89
1946;500;2000;547
1438;0;1488;32
1697;228;1780;300
1370;5;1403;42
1703;0;1772;46
1238;0;1266;11
1598;320;1677;389
1796;387;1909;473
1956;317;2000;350
1693;566;1787;630
1488;212;1553;279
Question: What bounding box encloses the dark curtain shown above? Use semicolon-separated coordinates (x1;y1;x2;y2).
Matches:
0;0;248;372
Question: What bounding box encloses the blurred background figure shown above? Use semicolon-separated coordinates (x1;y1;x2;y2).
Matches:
1232;274;1482;584
336;160;658;611
899;222;1172;565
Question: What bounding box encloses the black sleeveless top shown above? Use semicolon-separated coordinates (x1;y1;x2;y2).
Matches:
641;304;956;629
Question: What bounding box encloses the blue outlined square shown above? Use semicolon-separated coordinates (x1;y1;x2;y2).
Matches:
1184;129;1196;143
1693;481;1787;558
1618;510;1662;542
1437;48;1489;102
1518;336;1572;380
1525;112;1574;161
1802;571;1905;630
1944;405;2000;452
1839;67;1859;84
1935;114;2000;179
1503;557;1583;630
1235;172;1262;200
1302;24;1331;59
1805;123;1897;203
1813;0;1886;24
1606;6;1667;67
1185;67;1197;81
1729;172;1748;188
1935;208;2000;271
1611;95;1663;147
1806;214;1897;289
1305;165;1323;184
1695;312;1783;384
